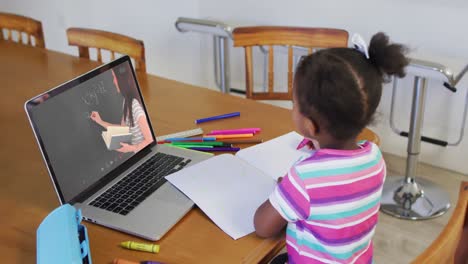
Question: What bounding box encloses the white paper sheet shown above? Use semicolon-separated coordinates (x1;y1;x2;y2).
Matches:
166;154;276;240
236;131;313;180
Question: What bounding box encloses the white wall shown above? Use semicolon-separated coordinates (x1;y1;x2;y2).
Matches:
1;0;467;175
0;0;203;86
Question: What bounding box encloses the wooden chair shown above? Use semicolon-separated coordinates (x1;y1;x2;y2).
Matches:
412;181;468;264
0;12;45;48
233;26;380;145
232;26;348;101
66;28;146;72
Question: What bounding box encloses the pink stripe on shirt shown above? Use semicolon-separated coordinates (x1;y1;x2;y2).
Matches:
306;170;385;200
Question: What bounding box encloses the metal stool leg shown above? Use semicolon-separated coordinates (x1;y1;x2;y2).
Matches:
381;76;451;220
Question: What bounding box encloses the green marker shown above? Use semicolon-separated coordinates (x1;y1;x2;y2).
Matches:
166;144;214;156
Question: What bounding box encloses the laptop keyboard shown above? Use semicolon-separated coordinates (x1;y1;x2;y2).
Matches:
89;152;191;215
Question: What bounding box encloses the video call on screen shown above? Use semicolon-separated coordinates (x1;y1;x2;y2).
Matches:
32;62;148;202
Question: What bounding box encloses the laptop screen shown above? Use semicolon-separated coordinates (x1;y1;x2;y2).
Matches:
26;57;155;203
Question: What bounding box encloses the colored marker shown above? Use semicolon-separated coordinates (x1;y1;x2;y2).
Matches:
221;139;264;144
113;259;165;264
206;130;256;135
113;259;138;264
208;128;261;135
172;141;227;146
188;147;240;152
296;138;311;150
158;139;202;144
170;144;214;148
165;137;216;142
195;112;240;124
214;133;253;139
166;144;215;156
120;241;160;253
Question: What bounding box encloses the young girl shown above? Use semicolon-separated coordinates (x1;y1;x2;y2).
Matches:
254;32;408;264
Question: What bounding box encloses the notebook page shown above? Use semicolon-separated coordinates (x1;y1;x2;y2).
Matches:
166;154;276;240
235;131;314;180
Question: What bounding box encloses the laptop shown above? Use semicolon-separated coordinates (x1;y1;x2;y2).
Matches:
25;56;210;241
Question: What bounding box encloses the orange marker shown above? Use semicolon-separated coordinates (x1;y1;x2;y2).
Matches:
113;258;139;264
213;133;254;139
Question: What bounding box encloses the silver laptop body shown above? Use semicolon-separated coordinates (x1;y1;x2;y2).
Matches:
25;56;210;240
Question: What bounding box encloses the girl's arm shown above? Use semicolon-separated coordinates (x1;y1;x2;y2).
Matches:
254;199;287;238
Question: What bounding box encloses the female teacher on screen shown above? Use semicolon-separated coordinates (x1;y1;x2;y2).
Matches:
90;63;152;153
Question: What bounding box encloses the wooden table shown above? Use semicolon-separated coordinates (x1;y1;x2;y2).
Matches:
0;41;292;264
0;41;378;263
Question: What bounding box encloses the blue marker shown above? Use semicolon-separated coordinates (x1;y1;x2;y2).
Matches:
195;112;240;124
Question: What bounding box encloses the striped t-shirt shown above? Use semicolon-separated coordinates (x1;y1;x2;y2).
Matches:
125;99;146;145
269;141;386;264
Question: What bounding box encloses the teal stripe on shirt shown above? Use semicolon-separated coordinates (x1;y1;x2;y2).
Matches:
307;196;381;220
299;151;382;179
278;201;296;220
287;228;370;259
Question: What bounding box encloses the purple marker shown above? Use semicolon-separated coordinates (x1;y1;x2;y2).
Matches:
195;112;240;124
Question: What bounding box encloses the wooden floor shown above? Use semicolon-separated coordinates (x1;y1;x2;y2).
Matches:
271;152;468;263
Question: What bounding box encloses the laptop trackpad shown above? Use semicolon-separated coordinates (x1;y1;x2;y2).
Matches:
146;182;192;206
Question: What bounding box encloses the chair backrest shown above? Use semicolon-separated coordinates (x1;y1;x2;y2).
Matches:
0;12;45;48
412;181;468;264
232;26;348;100
66;28;146;72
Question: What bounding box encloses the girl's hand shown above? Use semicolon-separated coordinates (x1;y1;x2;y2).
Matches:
116;143;136;153
90;111;102;124
306;140;316;149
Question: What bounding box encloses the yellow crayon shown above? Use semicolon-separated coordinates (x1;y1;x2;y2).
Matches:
120;241;160;253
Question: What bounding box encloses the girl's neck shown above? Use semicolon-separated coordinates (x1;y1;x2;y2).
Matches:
319;137;359;150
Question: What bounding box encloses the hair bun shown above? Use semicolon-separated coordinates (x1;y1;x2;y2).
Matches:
368;32;409;78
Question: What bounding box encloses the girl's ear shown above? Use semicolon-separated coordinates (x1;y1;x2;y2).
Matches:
304;117;318;137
